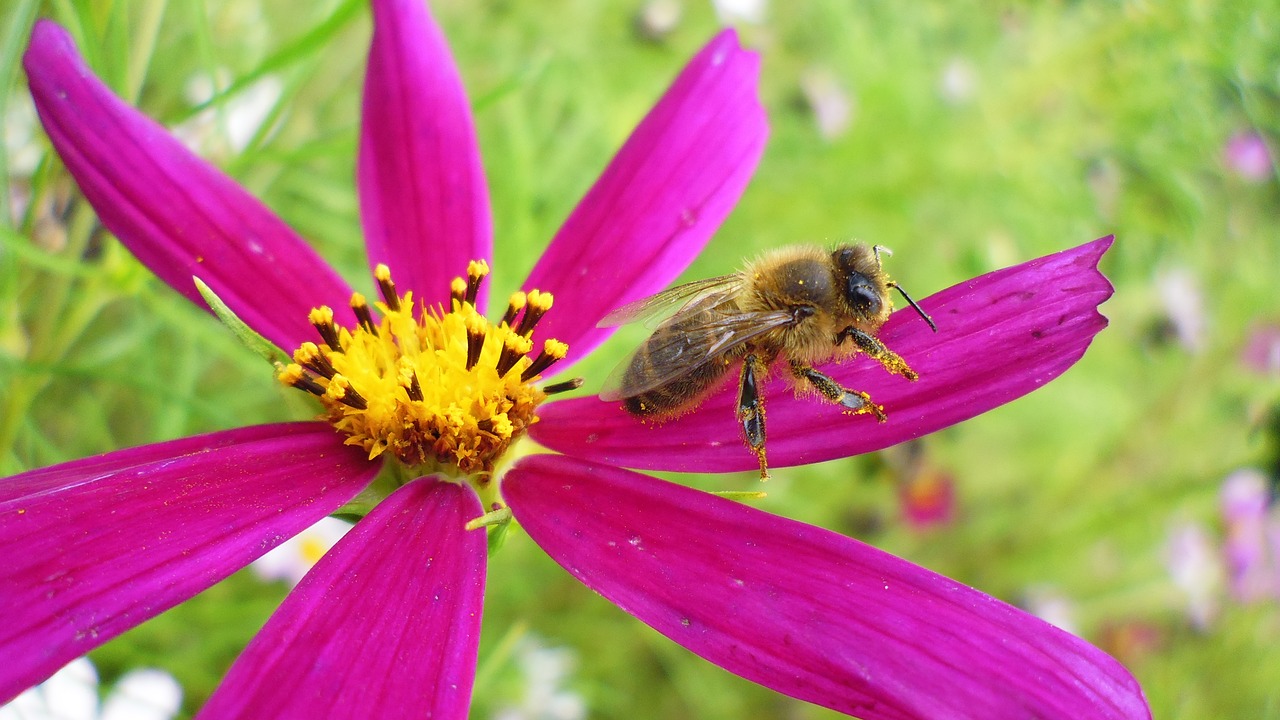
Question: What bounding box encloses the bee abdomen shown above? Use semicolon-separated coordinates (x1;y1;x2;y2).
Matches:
623;356;735;417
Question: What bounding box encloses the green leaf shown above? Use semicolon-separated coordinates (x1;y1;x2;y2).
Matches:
193;276;289;365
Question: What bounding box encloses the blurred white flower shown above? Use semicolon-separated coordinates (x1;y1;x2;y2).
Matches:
799;67;853;141
711;0;766;25
250;515;352;586
1154;266;1207;354
636;0;682;41
0;658;181;720
4;94;41;179
492;639;586;720
171;70;283;159
1164;520;1222;630
939;58;976;105
1020;586;1078;635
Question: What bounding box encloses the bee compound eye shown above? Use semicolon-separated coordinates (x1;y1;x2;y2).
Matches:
846;277;882;315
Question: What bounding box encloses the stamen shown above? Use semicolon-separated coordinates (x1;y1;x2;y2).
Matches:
282;262;567;477
309;307;343;352
515;289;554;336
326;375;368;410
476;415;514;438
294;342;336;379
542;377;584;395
374;264;401;312
521;339;569;381
501;291;527;327
465;312;487;371
397;360;424;402
465;259;489;306
450;277;468;307
496;334;533;378
351;293;378;336
279;364;327;397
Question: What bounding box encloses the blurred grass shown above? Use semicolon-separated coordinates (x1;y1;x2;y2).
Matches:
3;0;1280;718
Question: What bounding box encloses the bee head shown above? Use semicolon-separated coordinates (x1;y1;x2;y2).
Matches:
832;244;887;320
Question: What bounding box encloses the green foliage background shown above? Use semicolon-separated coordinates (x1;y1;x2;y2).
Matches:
3;0;1279;717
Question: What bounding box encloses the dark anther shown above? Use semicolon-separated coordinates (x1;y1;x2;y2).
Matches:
543;378;584;395
352;299;378;336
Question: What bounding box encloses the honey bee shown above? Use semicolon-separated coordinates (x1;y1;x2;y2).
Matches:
598;243;936;479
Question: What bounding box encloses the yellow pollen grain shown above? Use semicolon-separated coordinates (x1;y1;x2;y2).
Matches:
504;334;533;356
326;376;353;401
488;413;514;438
294;342;319;363
374;263;393;283
310;307;334;325
464;312;487;335
543;339;569;359
526;289;553;312
280;364;306;385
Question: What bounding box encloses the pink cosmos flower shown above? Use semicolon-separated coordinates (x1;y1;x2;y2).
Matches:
3;2;1151;719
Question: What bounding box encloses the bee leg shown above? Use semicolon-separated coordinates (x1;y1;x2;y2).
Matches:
789;360;887;422
737;353;770;480
835;327;919;381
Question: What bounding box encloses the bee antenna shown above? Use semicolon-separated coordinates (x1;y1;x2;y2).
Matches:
872;244;893;268
888;282;937;333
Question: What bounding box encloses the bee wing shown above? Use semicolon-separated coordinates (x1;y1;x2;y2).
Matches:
596;274;743;329
598;305;799;401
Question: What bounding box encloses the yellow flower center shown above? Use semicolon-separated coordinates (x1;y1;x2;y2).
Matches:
277;261;578;479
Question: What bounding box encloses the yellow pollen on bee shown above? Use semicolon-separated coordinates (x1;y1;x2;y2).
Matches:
277;265;567;477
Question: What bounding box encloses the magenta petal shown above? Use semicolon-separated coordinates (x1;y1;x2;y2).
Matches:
523;29;767;367
23;21;355;350
197;477;485;720
358;0;493;310
532;237;1115;472
0;423;377;704
504;455;1151;720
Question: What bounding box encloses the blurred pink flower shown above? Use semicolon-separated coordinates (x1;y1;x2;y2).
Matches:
1224;131;1273;182
1242;323;1280;375
1221;468;1280;603
899;465;957;527
3;4;1148;719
